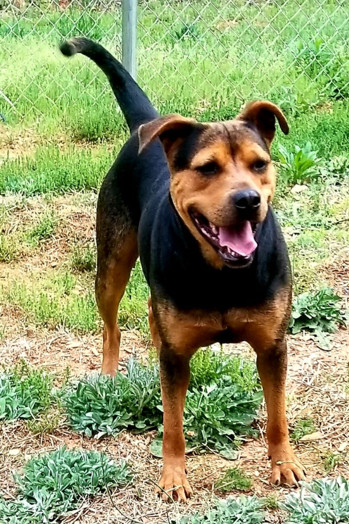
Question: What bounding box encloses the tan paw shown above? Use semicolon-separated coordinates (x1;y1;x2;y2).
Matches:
270;446;306;486
156;465;193;502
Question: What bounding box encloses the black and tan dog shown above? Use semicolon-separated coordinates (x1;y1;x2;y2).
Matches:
60;37;305;501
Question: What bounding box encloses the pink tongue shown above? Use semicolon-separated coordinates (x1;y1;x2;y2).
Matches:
218;221;257;256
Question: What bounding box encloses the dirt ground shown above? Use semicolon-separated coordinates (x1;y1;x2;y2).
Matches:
0;193;348;523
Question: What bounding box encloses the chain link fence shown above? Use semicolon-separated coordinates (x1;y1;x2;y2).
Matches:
1;0;349;124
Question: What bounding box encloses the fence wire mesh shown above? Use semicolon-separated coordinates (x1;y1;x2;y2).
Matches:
1;0;348;124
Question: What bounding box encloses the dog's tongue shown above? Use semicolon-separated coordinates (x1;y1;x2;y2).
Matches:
218;221;257;256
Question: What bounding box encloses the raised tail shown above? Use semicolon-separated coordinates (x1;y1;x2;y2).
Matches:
60;37;159;133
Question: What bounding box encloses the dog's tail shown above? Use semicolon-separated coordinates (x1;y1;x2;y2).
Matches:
60;37;159;133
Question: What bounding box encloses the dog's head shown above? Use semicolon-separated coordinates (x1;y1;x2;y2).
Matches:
138;101;288;269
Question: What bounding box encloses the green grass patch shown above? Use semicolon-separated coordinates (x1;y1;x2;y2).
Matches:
65;351;262;456
25;212;57;245
4;262;149;334
0;2;349;162
215;467;253;492
0;447;132;523
118;261;149;334
180;496;264;523
282;477;349;524
6;273;100;334
71;244;96;273
0;361;54;420
290;418;316;442
262;494;279;510
0;146;114;195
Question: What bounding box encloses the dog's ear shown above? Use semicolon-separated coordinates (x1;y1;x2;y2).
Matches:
237;101;289;147
138;114;197;155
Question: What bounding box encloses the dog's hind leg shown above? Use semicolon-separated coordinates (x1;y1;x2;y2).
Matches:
95;190;138;376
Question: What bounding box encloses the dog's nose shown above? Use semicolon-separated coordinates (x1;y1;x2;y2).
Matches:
233;189;261;212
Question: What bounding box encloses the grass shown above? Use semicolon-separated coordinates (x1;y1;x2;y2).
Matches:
3;262;149;335
65;351;262;455
215;467;253;492
6;273;100;333
0;447;132;523
26;212;57;245
0;1;348;193
71;244;96;272
0;146;115;196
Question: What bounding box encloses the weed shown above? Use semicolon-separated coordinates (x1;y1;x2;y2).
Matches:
278;142;321;185
262;494;279;510
190;347;259;393
289;287;346;336
0;447;132;523
180;496;264;523
174;23;200;42
320;155;349;184
215;467;253;492
291;418;316;442
26;405;63;435
0;234;21;262
26;213;57;245
322;450;344;473
282;477;349;524
71;245;96;272
0;361;54;420
295;38;331;79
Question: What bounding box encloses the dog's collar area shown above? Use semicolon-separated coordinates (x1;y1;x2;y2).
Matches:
190;211;258;267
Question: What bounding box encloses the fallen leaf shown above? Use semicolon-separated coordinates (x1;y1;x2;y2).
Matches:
300;431;323;441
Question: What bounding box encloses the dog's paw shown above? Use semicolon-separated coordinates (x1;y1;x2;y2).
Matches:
270;445;306;487
156;465;193;502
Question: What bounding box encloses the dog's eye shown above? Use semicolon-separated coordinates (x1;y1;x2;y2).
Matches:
197;162;220;176
252;159;268;172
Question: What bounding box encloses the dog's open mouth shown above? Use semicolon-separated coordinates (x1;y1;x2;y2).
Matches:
191;211;258;267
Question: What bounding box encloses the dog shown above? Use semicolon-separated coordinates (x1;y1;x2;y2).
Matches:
60;37;305;502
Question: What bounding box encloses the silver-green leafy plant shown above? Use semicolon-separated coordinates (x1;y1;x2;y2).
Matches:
180;496;264;523
0;447;132;523
282;477;349;524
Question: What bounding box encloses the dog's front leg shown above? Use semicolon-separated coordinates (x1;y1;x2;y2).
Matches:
157;346;193;502
255;338;306;486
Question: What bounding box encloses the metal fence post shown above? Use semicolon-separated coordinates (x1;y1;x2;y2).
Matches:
122;0;137;80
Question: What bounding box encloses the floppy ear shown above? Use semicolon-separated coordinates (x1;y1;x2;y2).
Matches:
138;114;197;155
237;101;289;147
